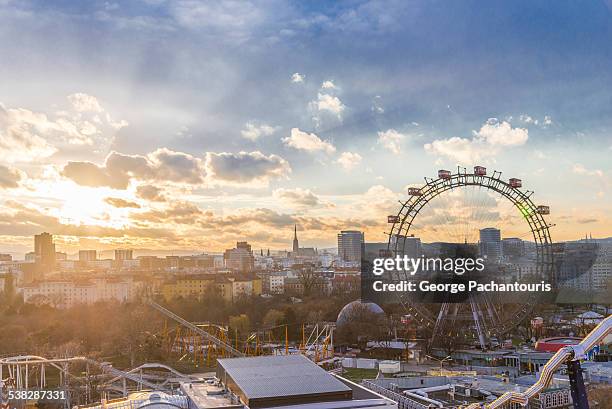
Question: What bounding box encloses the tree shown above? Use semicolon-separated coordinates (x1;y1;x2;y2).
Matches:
229;314;250;336
297;264;323;297
263;309;284;327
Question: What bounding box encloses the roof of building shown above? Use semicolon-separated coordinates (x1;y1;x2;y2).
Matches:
217;355;351;403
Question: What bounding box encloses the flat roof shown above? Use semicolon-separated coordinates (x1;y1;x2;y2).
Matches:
217;355;351;407
181;382;243;409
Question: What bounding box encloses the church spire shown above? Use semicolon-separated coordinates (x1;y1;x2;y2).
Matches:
292;224;299;253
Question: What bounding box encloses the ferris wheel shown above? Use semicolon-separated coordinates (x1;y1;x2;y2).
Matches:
384;166;554;349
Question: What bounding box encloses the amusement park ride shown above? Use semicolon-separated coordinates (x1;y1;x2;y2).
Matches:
0;301;336;408
384;166;554;350
152;300;335;365
0;166;608;409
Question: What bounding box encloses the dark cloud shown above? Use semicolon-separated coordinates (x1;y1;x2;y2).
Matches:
205;151;290;185
136;185;167;202
62;149;206;189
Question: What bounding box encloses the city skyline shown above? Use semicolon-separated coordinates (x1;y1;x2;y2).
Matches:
1;1;612;255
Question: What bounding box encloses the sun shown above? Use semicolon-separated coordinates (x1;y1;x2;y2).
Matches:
31;179;135;229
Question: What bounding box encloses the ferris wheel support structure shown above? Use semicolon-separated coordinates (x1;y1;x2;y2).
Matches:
386;166;554;348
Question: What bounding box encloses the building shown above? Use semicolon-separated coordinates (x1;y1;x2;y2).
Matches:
115;249;134;260
0;254;12;262
161;274;262;303
387;236;422;257
293;225;299;253
138;256;167;270
216;355;353;408
269;274;285;294
34;232;56;270
479;228;502;260
224;242;255;272
502;237;525;258
289;225;317;259
79;250;97;262
20;277;137;308
338;231;364;263
161;275;216;300
177;355;395;409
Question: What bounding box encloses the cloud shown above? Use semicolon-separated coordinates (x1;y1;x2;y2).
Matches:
282;128;336;154
321;80;336;89
519;114;537;125
241;122;277;141
205;151;291;186
312;93;345;118
67;93;104;113
372;96;384;113
273;188;322;207
291;72;305;83
104;197;141;208
62;148;206;189
0;94;128;162
0;104;58;162
336;151;362;170
0;165;25;188
132;201;207;225
377;129;405;154
0;200;173;239
572;163;604;177
518;114;553;128
424;119;528;164
478;120;528;146
136;185;167;202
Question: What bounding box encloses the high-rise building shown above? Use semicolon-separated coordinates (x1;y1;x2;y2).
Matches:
224;241;255;272
34;232;56;270
79;250;97;262
479;228;502;260
114;249;133;260
338;231;364;263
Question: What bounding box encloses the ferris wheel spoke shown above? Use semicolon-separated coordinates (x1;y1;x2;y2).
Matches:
388;167;552;349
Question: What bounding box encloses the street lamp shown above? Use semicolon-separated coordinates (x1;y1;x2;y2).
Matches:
426;355;453;373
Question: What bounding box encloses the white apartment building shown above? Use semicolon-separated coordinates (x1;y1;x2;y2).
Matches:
269;275;285;294
20;277;136;308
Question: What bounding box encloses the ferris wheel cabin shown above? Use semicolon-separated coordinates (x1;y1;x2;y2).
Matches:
474;165;487;176
387;215;400;223
509;178;522;188
408;187;422;196
537;205;550;215
438;169;452;179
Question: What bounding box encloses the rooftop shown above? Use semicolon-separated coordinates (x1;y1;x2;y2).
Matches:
181;381;243;409
217;355;352;408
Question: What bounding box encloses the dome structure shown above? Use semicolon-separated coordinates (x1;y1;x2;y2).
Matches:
336;300;384;327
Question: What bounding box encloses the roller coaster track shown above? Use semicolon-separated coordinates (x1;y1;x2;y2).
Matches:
464;315;612;409
0;356;169;392
147;301;245;357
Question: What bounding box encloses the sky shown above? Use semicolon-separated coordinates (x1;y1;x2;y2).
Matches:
0;0;611;256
